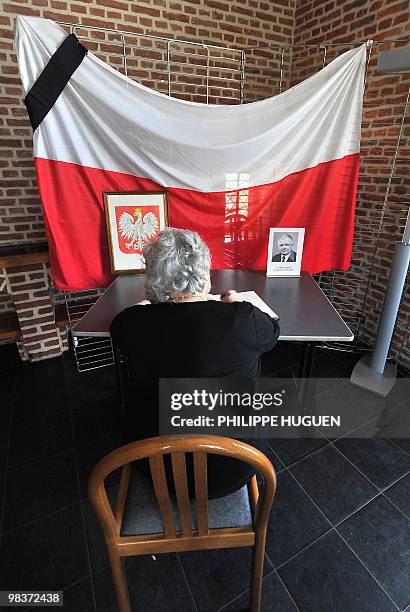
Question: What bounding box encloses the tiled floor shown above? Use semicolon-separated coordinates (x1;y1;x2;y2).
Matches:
0;341;409;612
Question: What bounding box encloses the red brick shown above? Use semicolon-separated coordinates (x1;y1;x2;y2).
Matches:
25;342;42;351
98;0;128;10
130;5;161;17
31;347;62;358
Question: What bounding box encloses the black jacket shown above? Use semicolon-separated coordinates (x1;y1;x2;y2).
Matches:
272;250;297;262
110;300;280;497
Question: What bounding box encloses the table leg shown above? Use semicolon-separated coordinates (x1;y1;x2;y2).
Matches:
114;346;127;413
297;342;317;406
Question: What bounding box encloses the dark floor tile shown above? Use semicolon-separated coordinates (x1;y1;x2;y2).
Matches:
391;438;410;455
338;496;410;610
28;577;95;612
0;503;89;590
0;404;12;474
9;386;73;469
0;468;5;501
66;365;119;446
269;436;328;467
334;437;410;489
278;530;397;612
312;348;354;378
335;380;404;422
266;444;285;473
335;417;387;439
77;433;122;497
221;570;298;611
63;577;95;612
94;553;196;612
375;402;410;440
330;349;364;371
389;377;410;406
0;368;16;407
262;366;297;379
66;367;117;404
304;386;366;439
16;356;65;390
0;341;18;372
265;471;330;568
14;379;69;410
300;350;353;396
3;449;79;532
69;388;121;446
179;548;272;612
261;342;301;375
289;445;378;524
383;474;410;519
303;376;346;398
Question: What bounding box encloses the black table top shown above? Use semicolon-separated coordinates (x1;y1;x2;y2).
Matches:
72;270;353;342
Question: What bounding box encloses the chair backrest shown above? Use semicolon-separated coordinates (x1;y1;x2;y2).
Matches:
88;435;276;542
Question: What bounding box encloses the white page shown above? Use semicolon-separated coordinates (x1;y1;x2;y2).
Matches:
208;291;279;320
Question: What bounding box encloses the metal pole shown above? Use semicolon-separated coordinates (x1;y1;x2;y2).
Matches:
351;174;410;395
370;203;410;374
120;33;128;79
279;48;285;94
167;40;172;97
317;45;328;289
239;49;246;104
357;86;410;336
369;240;410;374
204;45;210;104
363;39;373;90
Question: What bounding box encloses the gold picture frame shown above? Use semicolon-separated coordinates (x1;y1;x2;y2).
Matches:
104;190;169;273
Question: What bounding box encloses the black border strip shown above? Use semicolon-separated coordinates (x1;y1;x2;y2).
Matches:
24;33;88;131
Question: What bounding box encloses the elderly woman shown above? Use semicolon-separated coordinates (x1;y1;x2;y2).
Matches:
110;228;280;497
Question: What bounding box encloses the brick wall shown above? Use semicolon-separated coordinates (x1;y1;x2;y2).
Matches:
0;0;295;243
0;0;295;361
5;261;66;360
293;0;410;368
1;0;409;367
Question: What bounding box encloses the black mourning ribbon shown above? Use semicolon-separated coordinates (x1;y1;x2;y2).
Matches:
24;33;88;131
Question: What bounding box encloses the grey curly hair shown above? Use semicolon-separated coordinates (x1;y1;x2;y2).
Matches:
143;228;211;303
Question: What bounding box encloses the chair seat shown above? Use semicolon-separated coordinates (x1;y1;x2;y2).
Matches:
121;464;253;536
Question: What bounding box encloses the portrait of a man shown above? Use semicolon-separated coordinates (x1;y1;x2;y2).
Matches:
266;227;305;277
272;233;297;262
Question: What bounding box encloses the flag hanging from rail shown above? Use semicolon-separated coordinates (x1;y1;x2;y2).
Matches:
15;16;366;291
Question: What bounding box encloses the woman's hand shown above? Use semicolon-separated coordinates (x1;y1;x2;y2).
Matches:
220;289;241;303
135;299;151;305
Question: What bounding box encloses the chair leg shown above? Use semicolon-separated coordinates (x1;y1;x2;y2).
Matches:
250;533;266;612
108;546;131;612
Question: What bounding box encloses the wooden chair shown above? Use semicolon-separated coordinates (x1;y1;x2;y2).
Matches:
88;435;277;612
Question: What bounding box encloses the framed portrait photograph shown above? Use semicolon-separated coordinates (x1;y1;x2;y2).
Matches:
266;228;305;277
104;191;169;273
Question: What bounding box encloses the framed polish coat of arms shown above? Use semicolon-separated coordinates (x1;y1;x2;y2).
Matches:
104;191;169;273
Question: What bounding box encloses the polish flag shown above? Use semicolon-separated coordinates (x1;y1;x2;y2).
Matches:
15;16;365;291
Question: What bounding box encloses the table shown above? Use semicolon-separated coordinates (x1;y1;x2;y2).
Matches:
73;270;354;385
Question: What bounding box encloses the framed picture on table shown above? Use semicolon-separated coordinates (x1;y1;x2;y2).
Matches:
266;228;305;277
104;191;169;273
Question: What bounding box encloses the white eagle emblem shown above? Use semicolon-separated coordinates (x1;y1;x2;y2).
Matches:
118;208;159;251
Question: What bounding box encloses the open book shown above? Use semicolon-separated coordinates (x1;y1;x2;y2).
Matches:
208;291;279;320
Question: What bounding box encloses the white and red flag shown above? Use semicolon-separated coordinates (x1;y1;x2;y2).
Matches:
15;16;365;291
